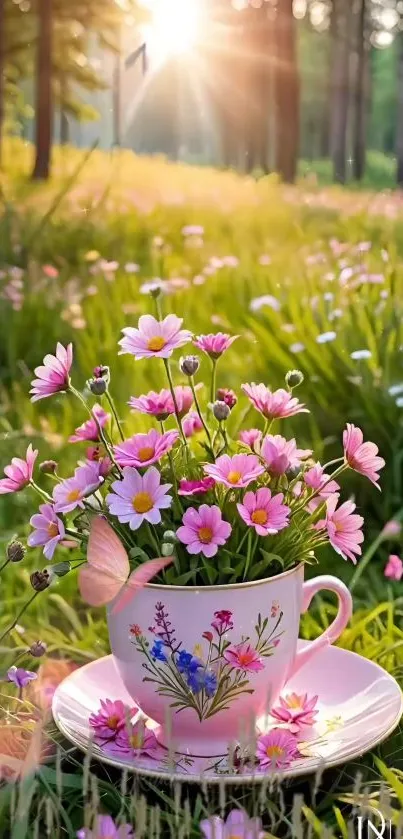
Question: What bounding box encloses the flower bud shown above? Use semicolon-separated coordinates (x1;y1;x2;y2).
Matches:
93;365;110;382
285;369;304;389
29;640;47;658
39;460;58;475
161;543;175;557
7;541;25;563
216;388;237;409
88;377;107;396
149;284;162;299
30;569;53;591
162;530;177;544
179;355;200;377
53;561;71;578
212;401;230;422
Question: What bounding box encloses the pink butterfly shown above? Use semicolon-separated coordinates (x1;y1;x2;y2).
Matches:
78;517;173;615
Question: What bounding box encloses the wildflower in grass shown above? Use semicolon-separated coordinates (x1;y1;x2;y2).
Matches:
237;488;290;536
173;385;194;417
350;350;372;360
177;504;231;557
211;610;233;632
129;388;174;419
381;520;401;538
261;435;312;475
182;224;204;236
271;693;319;733
316;331;337;344
200;809;265;839
318;496;364;564
239;429;262;450
216;388;237;409
7;667;37;689
30;342;73;401
77;815;134;838
28;503;65;560
69;404;110;443
119;314;192;359
223;642;264;673
193;332;238;359
103;721;159;759
89;698;135;740
343;423;385;488
178;477;215;496
242;384;308;419
107;466;172;530
256;728;299;769
384;555;403;581
204;453;264;488
114;429;179;468
0;444;38;494
183;411;203;437
53;463;103;513
250;294;280;312
290;342;305;353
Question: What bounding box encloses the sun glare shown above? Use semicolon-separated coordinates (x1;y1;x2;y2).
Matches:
142;0;202;63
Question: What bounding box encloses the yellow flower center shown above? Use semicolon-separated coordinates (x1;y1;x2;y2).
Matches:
266;745;285;760
286;695;302;709
227;470;241;484
138;446;155;463
227;836;243;839
198;526;213;544
47;522;59;538
130;731;144;749
148;336;166;352
67;489;81;503
251;509;268;526
107;715;120;730
132;491;153;514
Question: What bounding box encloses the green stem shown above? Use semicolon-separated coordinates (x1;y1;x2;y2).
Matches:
235;530;249;556
146;523;160;557
0;592;39;644
262;418;273;437
210;359;217;404
162;359;187;446
349;533;384;594
64;528;83;541
70;386;122;475
189;376;212;445
29;480;53;503
243;530;253;582
105;391;125;442
0;557;10;574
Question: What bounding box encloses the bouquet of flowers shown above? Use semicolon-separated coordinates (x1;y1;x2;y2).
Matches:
1;295;385;610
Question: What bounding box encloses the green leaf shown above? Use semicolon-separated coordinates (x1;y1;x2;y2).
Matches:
129;546;150;563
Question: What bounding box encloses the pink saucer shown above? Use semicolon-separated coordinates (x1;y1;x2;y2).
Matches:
52;644;402;783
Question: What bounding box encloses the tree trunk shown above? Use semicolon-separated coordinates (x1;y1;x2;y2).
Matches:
274;0;300;183
330;0;351;184
0;0;4;166
352;0;367;181
32;0;52;180
396;31;403;187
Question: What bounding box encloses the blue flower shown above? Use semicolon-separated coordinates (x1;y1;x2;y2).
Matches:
186;668;205;694
176;650;201;674
203;670;218;698
151;640;167;662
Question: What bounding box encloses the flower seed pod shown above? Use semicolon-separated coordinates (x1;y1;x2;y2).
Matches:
30;569;52;591
93;365;110;383
285;369;304;389
39;460;58;475
88;377;107;396
179;355;200;377
212;400;230;422
161;543;175;557
7;541;25;563
29;640;47;658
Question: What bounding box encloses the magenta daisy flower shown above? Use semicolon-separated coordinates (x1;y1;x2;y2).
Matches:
86;447;113;478
129;388;174;420
256;729;299;769
318;496;364;564
270;693;319;733
242;383;308;419
77;815;134;839
0;444;38;494
177;504;231;557
106;466;172;530
114;429;179;469
173;385;194;418
193;332;238;360
119;314;192;360
89;698;136;740
304;463;340;497
178;477;215;496
30;342;73;402
343;423;385;489
384;554;403;581
223;641;264;673
204;453;264;489
200;809;265;839
261;435;312;475
183;411;203;437
238;429;262;450
28;503;65;560
237;488;290;536
103;720;159;759
69;404;110;443
53;463;103;513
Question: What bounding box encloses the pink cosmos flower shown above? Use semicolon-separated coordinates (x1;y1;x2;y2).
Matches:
238;429;262;450
237;488;290;536
183;411;203;437
319;495;364;564
106;466;172;530
177;504;231;557
381;520;401;538
174;385;195;418
178;477;215;496
200;809;265;839
304;463;340;498
0;444;38;494
114;429;179;468
384;554;403;581
86;447;113;478
270;693;319;733
77;815;134;839
53;463;103;513
69;404;110;443
261;435;312;476
343;424;385;489
242;384;308;420
89;698;136;740
28;503;65;560
204;453;264;489
30;343;73;402
256;729;299;769
193;333;238;360
223;641;264;673
119;314;192;360
103;721;159;759
129;388;174;420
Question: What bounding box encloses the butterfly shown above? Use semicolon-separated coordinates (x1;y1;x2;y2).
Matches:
78;516;173;615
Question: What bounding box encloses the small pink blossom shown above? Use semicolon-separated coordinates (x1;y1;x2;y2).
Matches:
53;463;103;513
28;503;65;560
103;721;159;759
119;314;192;360
204;453;264;489
0;444;38;494
237;488;290;536
42;264;59;279
256;728;299;769
114;429;179;468
261;435;311;475
223;641;264;673
211;609;233;632
304;463;340;498
174;385;195;418
381;520;401;538
384;554;403;581
238;429;262;450
129;388;174;419
178;477;215;496
242;383;308;420
86;447;113;477
30;343;73;402
319;496;364;564
106;466;172;530
270;693;319;733
183;411;203;437
177;504;231;557
193;332;238;360
200;809;265;839
69;404;110;443
89;698;136;740
343;423;385;489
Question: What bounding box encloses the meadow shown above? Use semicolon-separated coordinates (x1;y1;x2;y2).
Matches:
1;139;403;837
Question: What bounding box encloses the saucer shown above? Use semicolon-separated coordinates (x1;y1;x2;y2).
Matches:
52;644;402;784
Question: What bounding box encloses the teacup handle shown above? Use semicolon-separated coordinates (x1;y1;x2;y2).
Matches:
289;575;353;677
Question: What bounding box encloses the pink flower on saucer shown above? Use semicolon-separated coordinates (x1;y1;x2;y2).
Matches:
270;693;319;733
103;721;159;759
256;728;299;769
89;698;136;741
223;642;264;673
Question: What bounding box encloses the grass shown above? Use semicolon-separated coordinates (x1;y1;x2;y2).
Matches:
1;138;403;836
